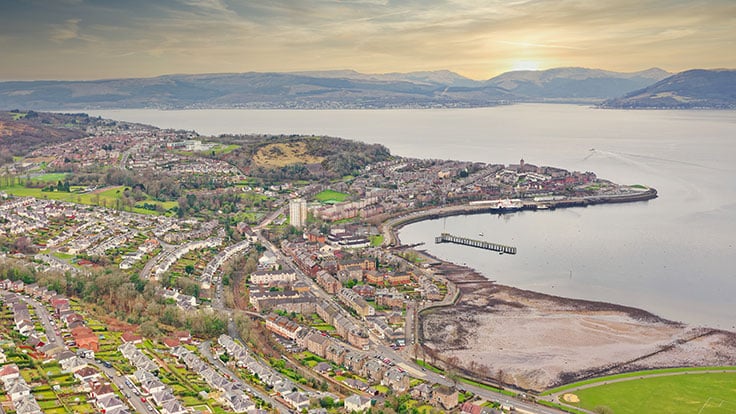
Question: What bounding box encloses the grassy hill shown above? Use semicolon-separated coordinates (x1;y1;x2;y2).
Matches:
602;69;736;109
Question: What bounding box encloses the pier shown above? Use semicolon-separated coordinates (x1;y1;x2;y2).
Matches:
435;232;517;254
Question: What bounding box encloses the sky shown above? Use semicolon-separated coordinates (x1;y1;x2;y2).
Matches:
0;0;734;81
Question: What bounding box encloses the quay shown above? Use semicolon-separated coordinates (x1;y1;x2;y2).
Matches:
435;232;517;254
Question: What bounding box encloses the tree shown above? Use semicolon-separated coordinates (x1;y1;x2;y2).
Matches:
184;264;195;274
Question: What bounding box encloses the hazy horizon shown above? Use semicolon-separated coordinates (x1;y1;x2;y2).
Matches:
1;1;734;81
0;65;682;83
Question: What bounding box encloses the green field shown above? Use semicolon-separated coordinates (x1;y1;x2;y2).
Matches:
568;372;736;414
314;189;349;204
0;184;176;215
213;144;240;155
33;173;69;182
543;367;736;395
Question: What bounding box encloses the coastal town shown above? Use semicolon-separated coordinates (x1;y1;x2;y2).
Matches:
2;110;726;414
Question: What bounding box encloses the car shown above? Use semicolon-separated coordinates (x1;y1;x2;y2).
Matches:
101;361;112;368
140;397;147;403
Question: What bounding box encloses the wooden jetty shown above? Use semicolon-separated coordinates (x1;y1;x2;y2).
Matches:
435;232;517;254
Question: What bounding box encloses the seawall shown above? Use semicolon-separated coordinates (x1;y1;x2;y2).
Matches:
382;188;657;246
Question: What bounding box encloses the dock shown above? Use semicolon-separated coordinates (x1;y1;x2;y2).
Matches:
435;232;517;254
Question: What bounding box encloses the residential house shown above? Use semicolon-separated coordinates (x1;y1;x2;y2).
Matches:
410;383;432;401
264;314;302;340
433;385;459;410
0;363;20;384
140;377;166;395
61;356;88;372
121;332;143;344
152;389;176;406
316;271;341;294
7;379;32;400
338;288;374;318
381;366;410;392
96;395;125;412
282;391;310;411
324;343;347;365
74;367;101;383
385;272;411;286
160;399;188;414
90;383;115;400
314;362;332;374
344;394;372;413
305;333;329;357
224;391;256;413
361;359;388;382
343;352;368;372
13;395;42;414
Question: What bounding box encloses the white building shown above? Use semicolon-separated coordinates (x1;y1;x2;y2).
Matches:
289;198;308;229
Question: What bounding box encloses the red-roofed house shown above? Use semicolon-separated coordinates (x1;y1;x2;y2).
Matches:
121;332;143;344
162;337;180;348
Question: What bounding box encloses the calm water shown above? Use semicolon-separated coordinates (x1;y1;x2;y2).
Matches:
86;105;736;328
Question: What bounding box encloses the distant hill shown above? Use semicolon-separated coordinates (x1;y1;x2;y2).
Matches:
0;71;514;110
0;68;674;110
0;110;94;156
602;69;736;109
485;67;670;101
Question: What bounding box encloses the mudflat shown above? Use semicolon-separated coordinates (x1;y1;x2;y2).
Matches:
419;261;736;392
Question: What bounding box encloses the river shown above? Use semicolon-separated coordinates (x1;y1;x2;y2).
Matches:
85;104;736;328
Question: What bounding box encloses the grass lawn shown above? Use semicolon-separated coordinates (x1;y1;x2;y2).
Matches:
0;184;173;215
212;144;240;155
314;189;349;204
542;366;736;395
457;377;516;397
34;173;69;182
370;234;384;247
415;359;444;374
311;323;336;332
571;372;736;414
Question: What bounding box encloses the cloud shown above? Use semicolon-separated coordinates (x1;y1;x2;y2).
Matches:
50;18;81;42
0;0;734;80
496;40;585;50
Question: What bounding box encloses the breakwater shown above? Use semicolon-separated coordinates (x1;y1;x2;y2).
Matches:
382;188;657;246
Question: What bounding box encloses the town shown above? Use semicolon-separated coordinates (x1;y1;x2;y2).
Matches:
0;111;657;414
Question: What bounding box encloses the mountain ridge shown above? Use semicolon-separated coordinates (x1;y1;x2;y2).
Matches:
2;67;730;110
602;69;736;109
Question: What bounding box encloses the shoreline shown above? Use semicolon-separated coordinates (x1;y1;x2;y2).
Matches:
380;187;657;246
411;248;736;391
382;189;736;392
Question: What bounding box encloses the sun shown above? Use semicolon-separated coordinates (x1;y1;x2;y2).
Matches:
511;60;541;71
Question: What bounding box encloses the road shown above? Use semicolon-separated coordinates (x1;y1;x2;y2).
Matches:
12;291;150;414
91;359;153;414
17;293;64;347
198;339;290;414
214;210;568;413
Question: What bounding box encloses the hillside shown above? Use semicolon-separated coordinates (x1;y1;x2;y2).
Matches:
602;69;736;109
485;67;670;100
216;135;392;181
0;110;94;156
0;72;514;110
0;68;670;110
